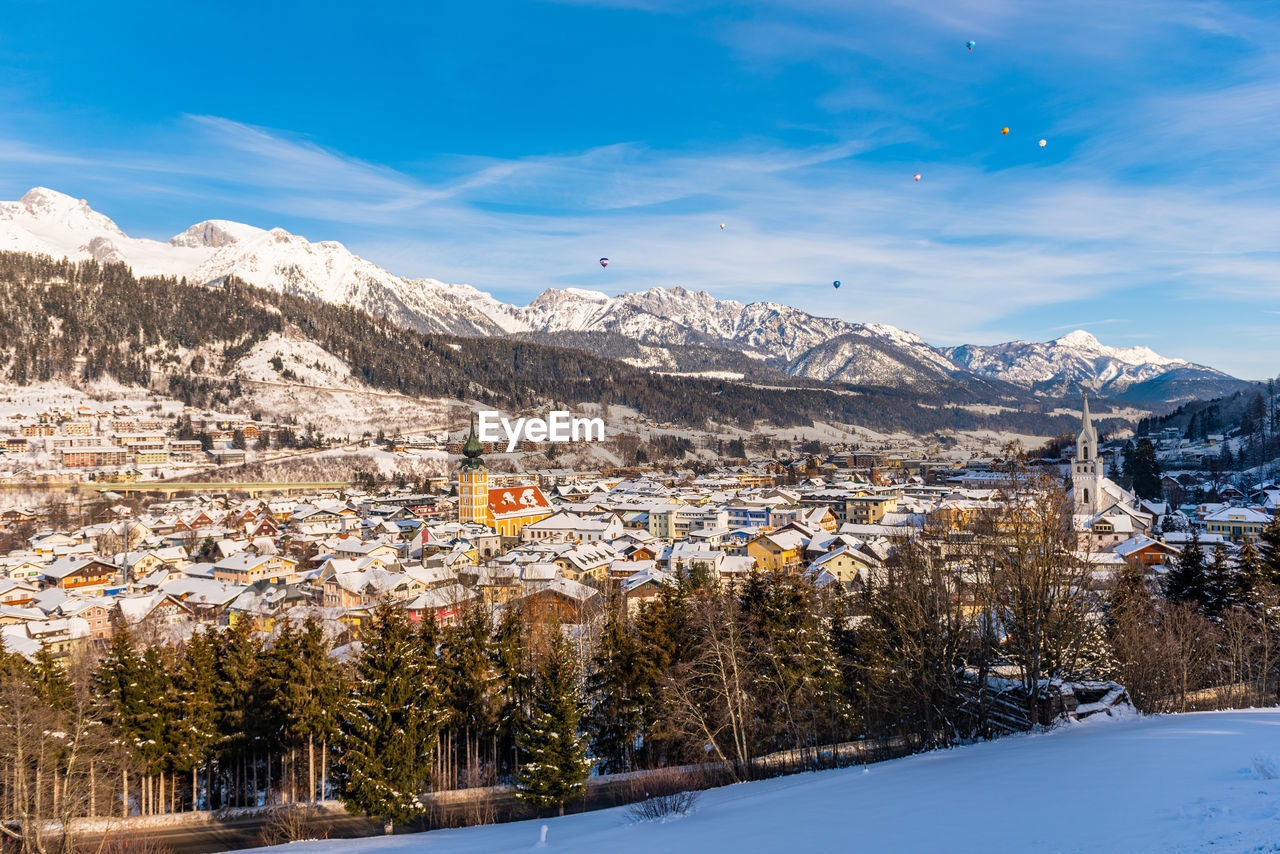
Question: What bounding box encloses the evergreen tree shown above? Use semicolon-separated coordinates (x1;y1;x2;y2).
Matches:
212;619;266;807
514;628;591;815
1233;540;1269;607
1130;438;1163;500
1203;547;1234;618
172;630;219;809
488;607;530;780
1119;440;1136;490
1258;518;1280;586
338;604;441;834
585;595;649;774
1165;530;1209;609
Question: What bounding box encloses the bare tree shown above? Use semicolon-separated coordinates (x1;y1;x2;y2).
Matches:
991;456;1100;725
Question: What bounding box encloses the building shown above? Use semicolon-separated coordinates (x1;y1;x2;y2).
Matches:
1204;506;1271;544
1068;396;1154;550
458;417;490;525
455;417;554;538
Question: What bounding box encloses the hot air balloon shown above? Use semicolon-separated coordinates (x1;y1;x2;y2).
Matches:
719;223;725;229
1001;127;1010;135
966;40;975;50
833;280;841;289
913;173;922;182
1038;138;1047;147
599;258;609;268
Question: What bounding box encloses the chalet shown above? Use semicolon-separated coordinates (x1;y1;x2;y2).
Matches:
115;592;195;629
0;579;39;607
518;577;600;624
42;556;119;592
1111;535;1181;568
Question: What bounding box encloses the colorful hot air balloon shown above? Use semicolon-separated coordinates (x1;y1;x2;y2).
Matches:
833;280;841;289
719;223;725;229
913;173;922;182
599;258;609;268
966;40;975;50
1038;138;1047;147
1001;127;1010;135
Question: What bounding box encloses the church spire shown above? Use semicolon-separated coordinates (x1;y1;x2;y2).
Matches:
460;412;485;470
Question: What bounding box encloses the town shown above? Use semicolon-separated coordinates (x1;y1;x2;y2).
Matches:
1;398;1276;660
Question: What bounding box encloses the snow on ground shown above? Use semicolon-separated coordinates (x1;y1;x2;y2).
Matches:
0;379;182;421
233;382;450;439
242;710;1280;854
233;334;360;389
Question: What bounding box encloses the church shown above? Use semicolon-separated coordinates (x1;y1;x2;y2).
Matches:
457;417;554;539
1068;395;1154;550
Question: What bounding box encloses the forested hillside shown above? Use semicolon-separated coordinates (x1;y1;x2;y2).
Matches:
0;251;1116;436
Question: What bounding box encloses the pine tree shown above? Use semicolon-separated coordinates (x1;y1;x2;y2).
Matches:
1119;440;1136;490
1130;439;1163;501
212;619;266;807
1233;540;1268;607
585;596;649;774
514;628;591;815
338;604;441;834
488;607;529;781
1165;530;1209;609
1258;518;1280;586
172;630;219;809
266;620;340;802
1203;547;1234;618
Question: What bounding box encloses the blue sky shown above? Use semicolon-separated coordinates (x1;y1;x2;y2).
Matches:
1;1;1278;379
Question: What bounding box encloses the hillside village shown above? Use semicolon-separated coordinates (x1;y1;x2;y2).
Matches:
1;398;1276;662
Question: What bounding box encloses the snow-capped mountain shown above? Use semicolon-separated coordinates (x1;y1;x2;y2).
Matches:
0;188;504;337
0;188;1246;402
944;330;1241;400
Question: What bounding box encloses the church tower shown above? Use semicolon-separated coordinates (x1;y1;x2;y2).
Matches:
1073;394;1104;515
457;415;490;526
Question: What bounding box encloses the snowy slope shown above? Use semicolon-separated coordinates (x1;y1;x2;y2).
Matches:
244;710;1280;854
946;330;1237;399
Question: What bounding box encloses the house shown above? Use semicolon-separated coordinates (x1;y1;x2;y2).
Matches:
521;511;622;544
405;584;476;627
212;553;299;585
1111;535;1182;567
518;577;600;624
42;556;119;592
621;566;674;614
744;529;807;573
806;545;882;588
1203;506;1271;544
0;579;39;607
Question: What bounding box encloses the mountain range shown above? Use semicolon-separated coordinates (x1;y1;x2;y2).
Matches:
0;187;1250;405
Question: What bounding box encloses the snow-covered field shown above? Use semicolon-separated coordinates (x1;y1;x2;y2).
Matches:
243;710;1280;854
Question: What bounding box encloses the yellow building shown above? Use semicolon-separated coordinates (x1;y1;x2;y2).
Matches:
458;420;490;526
456;417;553;538
745;529;807;573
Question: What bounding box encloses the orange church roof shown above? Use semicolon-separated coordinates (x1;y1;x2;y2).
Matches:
488;484;552;518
